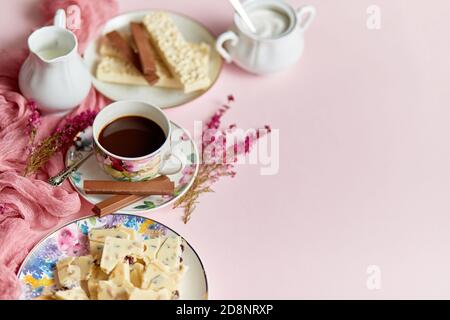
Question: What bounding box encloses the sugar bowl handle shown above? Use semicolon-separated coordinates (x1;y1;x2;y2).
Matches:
296;6;316;32
54;9;67;29
216;31;239;63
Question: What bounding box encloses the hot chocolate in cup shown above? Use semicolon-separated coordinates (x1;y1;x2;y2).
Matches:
92;101;184;182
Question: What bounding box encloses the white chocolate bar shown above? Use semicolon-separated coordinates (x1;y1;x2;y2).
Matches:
142;12;211;93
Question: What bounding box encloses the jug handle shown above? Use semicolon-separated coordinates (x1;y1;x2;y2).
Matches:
296;6;316;32
54;9;67;29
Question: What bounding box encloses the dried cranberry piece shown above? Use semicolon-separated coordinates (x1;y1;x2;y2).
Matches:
124;255;136;264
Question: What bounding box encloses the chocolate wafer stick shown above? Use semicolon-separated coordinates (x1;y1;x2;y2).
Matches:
84;177;174;196
130;22;158;76
105;30;158;85
105;31;139;67
93;194;147;217
91;176;172;217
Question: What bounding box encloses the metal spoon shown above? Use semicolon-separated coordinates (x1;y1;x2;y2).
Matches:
229;0;257;33
48;151;93;186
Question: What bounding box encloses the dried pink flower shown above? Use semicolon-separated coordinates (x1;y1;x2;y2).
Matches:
174;96;271;223
24;110;97;176
54;110;97;149
25;100;41;135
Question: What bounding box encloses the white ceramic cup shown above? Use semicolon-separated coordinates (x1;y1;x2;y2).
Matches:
92;101;185;181
216;0;316;74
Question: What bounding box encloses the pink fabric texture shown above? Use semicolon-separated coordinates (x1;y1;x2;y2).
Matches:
0;0;117;299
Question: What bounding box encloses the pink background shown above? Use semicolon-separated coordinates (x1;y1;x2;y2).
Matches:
2;0;450;299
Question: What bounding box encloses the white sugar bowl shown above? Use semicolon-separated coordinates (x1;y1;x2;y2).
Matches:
216;0;316;75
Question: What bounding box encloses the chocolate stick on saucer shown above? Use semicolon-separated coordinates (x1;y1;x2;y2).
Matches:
92;195;147;218
84;178;174;196
93;194;147;217
91;176;174;217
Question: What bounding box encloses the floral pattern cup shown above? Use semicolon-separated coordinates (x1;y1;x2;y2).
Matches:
93;101;184;181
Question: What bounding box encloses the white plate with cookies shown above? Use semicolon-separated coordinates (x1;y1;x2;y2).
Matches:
84;10;223;108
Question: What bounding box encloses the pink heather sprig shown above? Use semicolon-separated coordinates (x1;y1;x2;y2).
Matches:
26;100;41;134
225;124;271;163
54;110;97;149
25;100;42;153
174;95;271;223
201;95;271;166
24;110;97;176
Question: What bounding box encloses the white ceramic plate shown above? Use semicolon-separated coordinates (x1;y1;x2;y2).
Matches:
17;214;208;300
65;122;199;214
84;10;223;108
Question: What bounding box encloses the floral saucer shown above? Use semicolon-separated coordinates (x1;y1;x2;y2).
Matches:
66;122;199;213
17;214;208;300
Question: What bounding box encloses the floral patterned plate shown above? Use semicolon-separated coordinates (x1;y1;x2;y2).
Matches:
17;214;208;300
65;122;199;213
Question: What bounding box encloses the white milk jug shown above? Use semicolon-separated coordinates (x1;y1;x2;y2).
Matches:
19;9;92;114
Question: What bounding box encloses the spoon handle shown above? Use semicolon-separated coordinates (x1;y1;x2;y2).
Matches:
229;0;257;33
48;151;93;186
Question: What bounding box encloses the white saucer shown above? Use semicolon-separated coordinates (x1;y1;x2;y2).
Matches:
66;122;199;213
83;10;223;108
